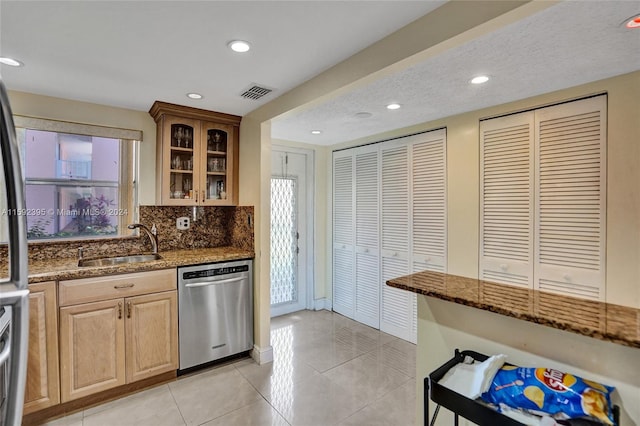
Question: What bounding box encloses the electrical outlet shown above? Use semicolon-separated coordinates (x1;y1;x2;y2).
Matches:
176;217;190;230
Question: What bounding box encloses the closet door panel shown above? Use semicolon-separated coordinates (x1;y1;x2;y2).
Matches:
332;152;355;318
412;129;447;273
534;95;606;300
380;142;412;340
480;113;535;288
354;148;380;328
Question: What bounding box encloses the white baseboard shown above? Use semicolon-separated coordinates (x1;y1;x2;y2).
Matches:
251;344;273;365
313;298;332;311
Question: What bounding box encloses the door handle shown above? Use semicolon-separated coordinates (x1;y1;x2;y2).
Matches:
118;302;122;319
184;277;246;288
127;301;132;318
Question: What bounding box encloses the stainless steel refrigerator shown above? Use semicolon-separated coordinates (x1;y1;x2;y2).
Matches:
0;79;29;426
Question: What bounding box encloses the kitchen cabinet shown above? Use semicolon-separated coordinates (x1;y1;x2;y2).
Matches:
23;281;60;415
149;101;241;206
58;269;178;402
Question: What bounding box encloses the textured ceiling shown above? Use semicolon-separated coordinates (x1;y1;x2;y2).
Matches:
0;1;444;115
271;1;640;145
1;1;638;147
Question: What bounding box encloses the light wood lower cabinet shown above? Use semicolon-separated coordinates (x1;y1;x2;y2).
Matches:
125;291;178;383
58;270;178;403
59;299;126;402
24;281;60;415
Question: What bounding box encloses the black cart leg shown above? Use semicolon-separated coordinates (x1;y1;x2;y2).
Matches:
454;413;459;426
424;377;429;426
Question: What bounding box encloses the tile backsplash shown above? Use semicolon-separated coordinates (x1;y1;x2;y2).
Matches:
0;205;254;263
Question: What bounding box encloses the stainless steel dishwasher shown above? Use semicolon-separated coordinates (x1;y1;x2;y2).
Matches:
178;259;253;371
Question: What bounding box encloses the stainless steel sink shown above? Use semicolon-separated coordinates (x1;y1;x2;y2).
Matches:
78;253;162;267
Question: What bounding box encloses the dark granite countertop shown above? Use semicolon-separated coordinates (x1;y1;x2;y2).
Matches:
387;270;640;349
24;246;255;283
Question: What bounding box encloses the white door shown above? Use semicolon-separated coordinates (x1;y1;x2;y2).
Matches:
270;148;313;317
332;150;355;319
380;140;412;341
354;146;380;329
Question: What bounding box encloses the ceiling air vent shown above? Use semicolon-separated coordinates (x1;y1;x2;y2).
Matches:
240;84;273;100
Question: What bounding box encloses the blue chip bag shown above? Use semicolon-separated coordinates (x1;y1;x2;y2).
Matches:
481;366;616;425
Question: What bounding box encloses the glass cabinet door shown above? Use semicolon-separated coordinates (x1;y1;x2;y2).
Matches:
201;123;232;204
163;117;199;205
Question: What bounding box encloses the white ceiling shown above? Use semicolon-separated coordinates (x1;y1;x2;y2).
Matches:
0;0;444;114
1;1;638;147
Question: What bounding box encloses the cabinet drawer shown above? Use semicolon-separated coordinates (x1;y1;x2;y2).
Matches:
59;269;176;307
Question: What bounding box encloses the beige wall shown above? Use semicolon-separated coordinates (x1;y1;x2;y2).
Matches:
7;90;158;206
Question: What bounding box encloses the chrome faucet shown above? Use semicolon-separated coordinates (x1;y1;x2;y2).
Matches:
128;223;158;254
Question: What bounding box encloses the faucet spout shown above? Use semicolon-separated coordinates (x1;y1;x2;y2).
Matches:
128;223;159;254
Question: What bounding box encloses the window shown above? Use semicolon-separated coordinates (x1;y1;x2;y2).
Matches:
0;117;139;241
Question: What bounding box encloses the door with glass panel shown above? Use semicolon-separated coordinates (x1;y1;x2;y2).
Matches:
270;149;310;317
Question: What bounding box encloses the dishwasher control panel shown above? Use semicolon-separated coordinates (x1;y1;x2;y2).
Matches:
182;264;249;280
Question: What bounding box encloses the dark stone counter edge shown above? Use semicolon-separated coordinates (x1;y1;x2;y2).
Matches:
387;279;640;350
25;247;255;284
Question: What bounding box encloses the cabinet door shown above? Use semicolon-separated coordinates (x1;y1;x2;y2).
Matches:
24;281;60;414
354;147;380;328
59;299;126;402
332;151;355;319
160;115;200;205
200;122;236;206
125;291;178;383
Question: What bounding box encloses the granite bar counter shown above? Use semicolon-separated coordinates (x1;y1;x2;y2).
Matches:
388;270;640;425
387;270;640;349
7;247;254;284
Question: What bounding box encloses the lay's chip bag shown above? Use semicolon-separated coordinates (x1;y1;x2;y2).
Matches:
481;366;616;425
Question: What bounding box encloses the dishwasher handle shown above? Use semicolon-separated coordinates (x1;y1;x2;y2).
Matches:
184;276;247;288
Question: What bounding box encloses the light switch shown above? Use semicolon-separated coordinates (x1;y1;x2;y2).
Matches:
176;217;190;230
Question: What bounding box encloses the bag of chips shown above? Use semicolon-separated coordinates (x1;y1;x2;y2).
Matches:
481;365;616;425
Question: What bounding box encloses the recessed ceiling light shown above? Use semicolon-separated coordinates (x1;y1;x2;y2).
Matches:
624;14;640;29
354;112;372;119
0;57;23;67
471;75;490;84
311;130;322;135
228;40;251;53
186;93;203;99
386;103;401;110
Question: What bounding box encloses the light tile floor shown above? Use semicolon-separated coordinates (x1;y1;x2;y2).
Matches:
44;310;417;426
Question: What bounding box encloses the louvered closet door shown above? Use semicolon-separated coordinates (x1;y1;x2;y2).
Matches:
411;129;447;274
354;146;380;328
333;151;355;319
380;142;413;341
480;113;535;288
534;96;606;301
410;129;447;343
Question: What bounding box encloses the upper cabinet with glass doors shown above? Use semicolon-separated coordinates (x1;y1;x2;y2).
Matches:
149;101;241;206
